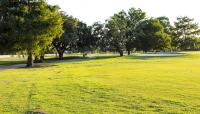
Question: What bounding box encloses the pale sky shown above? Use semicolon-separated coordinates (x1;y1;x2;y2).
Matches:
47;0;200;25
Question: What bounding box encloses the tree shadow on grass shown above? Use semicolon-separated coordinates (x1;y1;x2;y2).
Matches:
43;56;93;63
45;56;83;62
94;55;121;60
0;61;26;67
1;53;188;70
43;55;121;63
18;64;58;69
126;54;188;60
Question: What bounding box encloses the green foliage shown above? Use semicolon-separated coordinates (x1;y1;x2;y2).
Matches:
135;19;171;52
106;11;128;56
77;22;95;54
105;8;146;55
0;0;63;66
92;22;107;51
126;8;146;54
173;16;200;50
53;13;79;59
157;16;173;35
0;0;18;52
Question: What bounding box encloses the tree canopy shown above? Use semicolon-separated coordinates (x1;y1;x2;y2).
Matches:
126;8;146;55
135;19;171;52
106;11;128;56
173;16;200;50
1;3;200;66
0;0;63;66
53;13;79;60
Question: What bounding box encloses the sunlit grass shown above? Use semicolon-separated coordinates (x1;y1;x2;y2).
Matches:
0;52;200;113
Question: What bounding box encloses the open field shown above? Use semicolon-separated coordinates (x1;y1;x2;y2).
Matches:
0;52;200;114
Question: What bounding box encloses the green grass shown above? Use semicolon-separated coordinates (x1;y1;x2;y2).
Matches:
0;52;200;114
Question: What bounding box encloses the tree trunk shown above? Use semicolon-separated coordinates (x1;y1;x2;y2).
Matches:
83;53;87;58
27;52;33;67
119;50;123;56
34;56;40;63
128;50;131;55
55;53;58;57
58;51;64;60
40;55;44;63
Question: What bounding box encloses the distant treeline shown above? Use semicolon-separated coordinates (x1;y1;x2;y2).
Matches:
0;0;200;66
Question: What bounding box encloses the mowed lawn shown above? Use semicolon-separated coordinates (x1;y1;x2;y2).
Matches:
0;52;200;114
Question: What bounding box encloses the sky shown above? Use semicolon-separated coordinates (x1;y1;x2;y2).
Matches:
47;0;200;25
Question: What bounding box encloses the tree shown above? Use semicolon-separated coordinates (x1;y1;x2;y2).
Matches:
106;11;128;56
53;13;79;60
135;19;171;52
126;8;146;55
91;22;109;52
77;22;95;57
173;16;200;50
0;0;63;67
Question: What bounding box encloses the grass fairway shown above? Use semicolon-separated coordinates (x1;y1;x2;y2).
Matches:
0;52;200;114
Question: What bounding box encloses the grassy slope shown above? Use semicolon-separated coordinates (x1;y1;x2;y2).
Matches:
0;52;200;114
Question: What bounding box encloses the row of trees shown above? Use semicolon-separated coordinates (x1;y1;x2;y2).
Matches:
1;0;200;67
105;9;200;55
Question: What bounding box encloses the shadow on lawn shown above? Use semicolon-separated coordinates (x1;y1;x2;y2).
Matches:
44;56;92;63
94;55;120;60
0;53;189;70
126;54;188;60
1;55;124;68
45;56;83;62
0;61;26;67
44;55;121;63
19;64;58;69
